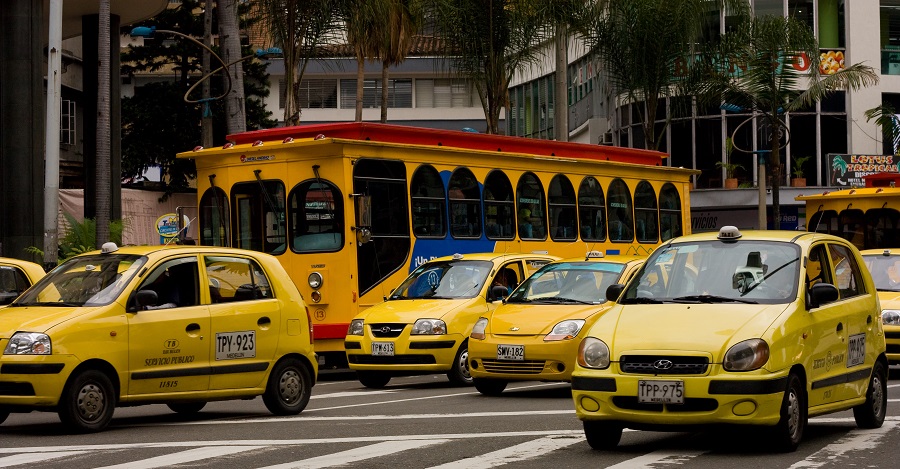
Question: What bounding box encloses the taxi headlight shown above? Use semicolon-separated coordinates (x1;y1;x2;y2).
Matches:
723;338;769;371
545;319;585;341
412;318;447;335
471;317;488;340
4;332;51;355
347;319;365;336
882;310;900;326
577;337;610;369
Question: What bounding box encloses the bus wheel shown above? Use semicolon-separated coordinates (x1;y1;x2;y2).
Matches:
167;402;206;415
447;341;473;386
357;371;391;389
263;358;312;415
58;369;116;433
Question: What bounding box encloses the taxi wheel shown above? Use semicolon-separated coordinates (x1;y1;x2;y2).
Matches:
853;360;887;429
263;358;312;415
583;421;622;450
772;372;806;452
473;378;507;396
357;371;391;389
0;410;8;425
446;342;473;386
167;402;207;415
58;369;116;433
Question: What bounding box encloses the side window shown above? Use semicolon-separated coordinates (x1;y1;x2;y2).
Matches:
484;170;515;240
205;256;273;303
200;186;230;247
578;177;606;242
827;244;864;298
607;178;634;242
807;244;833;290
136;257;200;309
491;262;524;292
634;181;658;243
410;165;446;238
0;266;31;305
516;173;547;240
289;179;344;252
549;175;577;241
449;168;482;238
231;180;287;255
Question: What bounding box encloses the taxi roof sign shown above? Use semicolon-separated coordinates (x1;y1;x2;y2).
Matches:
717;226;742;241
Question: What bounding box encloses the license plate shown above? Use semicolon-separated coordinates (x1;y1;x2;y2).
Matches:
372;342;395;356
496;344;525;361
847;333;866;367
215;330;256;360
638;380;684;404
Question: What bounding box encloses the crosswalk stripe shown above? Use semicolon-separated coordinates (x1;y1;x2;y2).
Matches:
93;445;265;469
426;435;583;469
788;420;899;469
605;450;707;468
257;439;448;469
0;451;86;467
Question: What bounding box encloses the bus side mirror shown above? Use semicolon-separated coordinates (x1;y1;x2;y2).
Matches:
606;284;625;302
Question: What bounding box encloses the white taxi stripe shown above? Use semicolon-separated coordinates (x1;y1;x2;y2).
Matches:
94;445;265;469
426;435;583;469
788;420;899;469
257;439;448;469
0;451;86;467
605;450;708;468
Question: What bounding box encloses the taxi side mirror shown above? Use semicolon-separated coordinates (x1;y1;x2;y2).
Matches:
606;283;625;302
490;285;509;301
807;282;839;310
128;289;159;312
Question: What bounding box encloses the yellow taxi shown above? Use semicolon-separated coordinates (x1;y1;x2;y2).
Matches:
0;258;46;306
572;227;887;452
0;243;317;432
345;252;557;388
861;248;900;364
468;252;645;395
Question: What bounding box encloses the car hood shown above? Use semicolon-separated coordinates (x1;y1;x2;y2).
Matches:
877;291;900;309
358;298;472;323
598;302;791;358
489;302;610;335
0;306;88;338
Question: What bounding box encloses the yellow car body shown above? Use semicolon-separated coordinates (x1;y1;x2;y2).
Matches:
860;248;900;364
0;258;46;306
468;254;645;395
345;252;557;388
0;243;317;432
572;227;887;453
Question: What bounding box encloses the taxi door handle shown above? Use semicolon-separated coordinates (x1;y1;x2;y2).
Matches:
258;316;271;327
836;322;843;333
186;323;201;333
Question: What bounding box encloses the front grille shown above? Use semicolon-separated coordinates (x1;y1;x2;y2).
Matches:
481;359;546;374
887;343;900;354
619;355;709;375
612;396;718;412
369;323;406;338
348;354;435;365
884;331;900;339
0;381;36;396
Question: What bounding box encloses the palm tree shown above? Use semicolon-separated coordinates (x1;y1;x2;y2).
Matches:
335;0;392;122
864;103;900;156
379;0;423;123
695;13;878;228
96;0;111;248
218;0;247;134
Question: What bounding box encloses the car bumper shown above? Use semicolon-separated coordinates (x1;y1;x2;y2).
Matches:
344;334;462;373
469;335;578;381
0;354;81;408
884;326;900;364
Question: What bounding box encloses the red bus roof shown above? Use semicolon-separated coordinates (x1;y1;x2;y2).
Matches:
227;122;667;166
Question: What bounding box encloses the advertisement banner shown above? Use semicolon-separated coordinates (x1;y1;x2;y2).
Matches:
826;154;899;187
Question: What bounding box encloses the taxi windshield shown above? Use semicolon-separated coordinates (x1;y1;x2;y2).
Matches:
391;260;492;299
621;240;800;305
11;254;146;307
506;262;625;305
863;254;900;292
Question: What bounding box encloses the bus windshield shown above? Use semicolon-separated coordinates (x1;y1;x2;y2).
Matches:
391;260;492;300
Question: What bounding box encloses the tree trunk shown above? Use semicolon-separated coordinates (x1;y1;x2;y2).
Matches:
381;63;389;123
356;55;364;122
218;0;246;135
95;0;111;248
201;1;213;148
554;24;567;142
770;124;782;231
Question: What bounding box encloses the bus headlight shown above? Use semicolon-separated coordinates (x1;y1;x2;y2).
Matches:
348;319;364;336
545;319;585;341
724;339;769;371
470;317;488;340
577;337;609;369
412;319;447;335
308;272;323;289
883;310;900;326
4;332;51;355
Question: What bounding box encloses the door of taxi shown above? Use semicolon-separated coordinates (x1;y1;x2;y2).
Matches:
205;255;280;390
128;257;210;395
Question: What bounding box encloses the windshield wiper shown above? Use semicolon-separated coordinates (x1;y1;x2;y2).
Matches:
620;297;663;304
671;295;758;304
535;297;594;305
14;301;82;307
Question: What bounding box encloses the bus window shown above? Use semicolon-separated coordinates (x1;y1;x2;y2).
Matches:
199;186;229;246
449;168;481;238
231;180;286;254
659;183;682;241
410;165;446;238
353;159;409;295
289;180;343;253
634;181;659;243
809;209;838;234
549;175;577;241
608;178;634;242
484;170;515;240
839;208;865;250
866;207;900;249
517;172;547;240
578;177;606;242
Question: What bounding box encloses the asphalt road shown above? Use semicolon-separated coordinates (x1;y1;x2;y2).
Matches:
2;369;900;468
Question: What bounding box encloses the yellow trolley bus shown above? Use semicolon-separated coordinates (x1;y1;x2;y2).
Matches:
178;123;697;366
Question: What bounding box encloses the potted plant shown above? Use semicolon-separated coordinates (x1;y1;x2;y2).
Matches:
792;155;812;187
717;137;742;188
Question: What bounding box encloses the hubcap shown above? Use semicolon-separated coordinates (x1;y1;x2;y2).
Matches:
872;374;885;417
279;369;301;404
77;383;105;422
786;388;801;439
459;349;471;380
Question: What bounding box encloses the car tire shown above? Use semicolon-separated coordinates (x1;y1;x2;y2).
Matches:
853;360;887;429
446;341;473;386
58;369;116;433
772;372;806;452
583;420;623;450
263;358;312;415
0;410;8;425
473;378;507;396
357;371;391;389
167;402;207;415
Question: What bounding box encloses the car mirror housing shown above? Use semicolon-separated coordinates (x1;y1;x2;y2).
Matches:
606;283;625;302
807;282;839;310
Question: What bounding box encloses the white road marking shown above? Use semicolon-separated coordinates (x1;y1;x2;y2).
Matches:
258;439;448;469
788;420;899;468
426;435;583;469
0;450;86;467
145;409;575;426
310;390;396;399
605;450;708;468
93;445;265;469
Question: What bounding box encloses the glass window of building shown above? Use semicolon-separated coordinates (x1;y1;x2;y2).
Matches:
410;165;446;238
634;181;659;243
516;173;547;240
883;1;900;74
415;78;474;108
607;179;634;242
578;177;606;242
449;168;481;238
484;171;515;240
289;180;343;253
548;175;577;241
